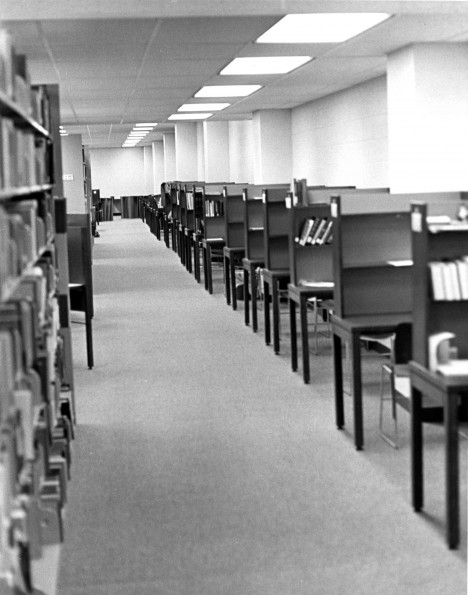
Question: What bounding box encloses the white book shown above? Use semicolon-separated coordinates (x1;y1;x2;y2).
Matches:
311;218;328;244
447;261;461;300
428;262;445;301
456;259;468;300
441;262;456;300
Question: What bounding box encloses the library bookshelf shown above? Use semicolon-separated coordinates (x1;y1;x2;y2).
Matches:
0;34;75;593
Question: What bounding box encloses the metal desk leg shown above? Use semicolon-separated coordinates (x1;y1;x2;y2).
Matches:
252;266;258;333
244;268;250;326
333;332;344;430
194;236;200;282
300;295;310;384
411;385;424;513
289;298;297;372
224;254;231;305
264;279;271;346
272;278;280;354
231;256;237;311
207;245;213;294
202;246;208;291
351;331;364;450
446;391;459;549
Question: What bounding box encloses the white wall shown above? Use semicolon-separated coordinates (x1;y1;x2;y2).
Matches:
292;76;388;188
175;122;198;180
62;134;86;213
163;134;176;181
89;147;146;197
152;141;165;193
203;121;230;183
196;122;205;182
387;43;468;193
252;109;292;185
143;146;153;194
228;120;253;183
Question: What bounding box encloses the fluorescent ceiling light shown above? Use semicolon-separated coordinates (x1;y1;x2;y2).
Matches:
132;126;153;130
168;113;213;120
128;132;148;136
256;13;391;44
220;56;311;75
178;103;230;112
135;122;157;127
195;85;261;98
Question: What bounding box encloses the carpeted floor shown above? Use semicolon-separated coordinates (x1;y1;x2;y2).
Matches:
55;218;466;595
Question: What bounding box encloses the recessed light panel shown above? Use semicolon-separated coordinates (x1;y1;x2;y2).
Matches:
195;85;261;98
135;123;157;127
220;56;311;75
178;103;230;112
168;113;213;120
256;13;391;44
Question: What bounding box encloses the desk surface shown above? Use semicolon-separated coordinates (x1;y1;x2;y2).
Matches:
410;361;468;391
332;312;412;334
263;268;290;279
288;283;334;300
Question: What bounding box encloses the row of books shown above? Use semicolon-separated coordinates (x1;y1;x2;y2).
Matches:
296;217;333;246
0;295;67;591
0;29;43;118
1;117;50;189
0;202;53;301
185;191;204;215
429;257;468;301
205;200;225;218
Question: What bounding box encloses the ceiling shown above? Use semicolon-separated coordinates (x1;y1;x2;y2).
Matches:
2;0;468;148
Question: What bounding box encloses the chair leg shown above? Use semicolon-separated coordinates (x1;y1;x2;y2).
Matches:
379;364;398;448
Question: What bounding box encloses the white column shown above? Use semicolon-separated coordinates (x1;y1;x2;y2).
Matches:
152;140;165;193
229;120;253;184
143;145;153;194
175;122;198;181
163;133;176;181
203;121;230;183
387;43;468;193
196;122;205;182
252;109;292;185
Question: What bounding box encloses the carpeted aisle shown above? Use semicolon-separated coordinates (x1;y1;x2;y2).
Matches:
56;219;466;595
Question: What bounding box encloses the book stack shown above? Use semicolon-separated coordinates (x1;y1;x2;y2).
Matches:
297;217;333;246
186;191;194;210
205;199;224;217
0;32;51;190
194;189;204;218
429;257;468;300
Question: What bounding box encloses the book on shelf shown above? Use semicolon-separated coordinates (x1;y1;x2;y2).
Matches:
429;257;468;301
316;219;333;245
0;29;14;99
311;217;329;244
186;192;194;210
297;217;333;246
298;217;315;245
205;200;224;217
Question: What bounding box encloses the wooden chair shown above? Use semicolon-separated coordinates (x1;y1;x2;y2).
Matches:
68;225;94;369
379;322;412;448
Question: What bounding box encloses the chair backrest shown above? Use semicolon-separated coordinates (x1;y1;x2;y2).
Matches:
393;322;412;365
